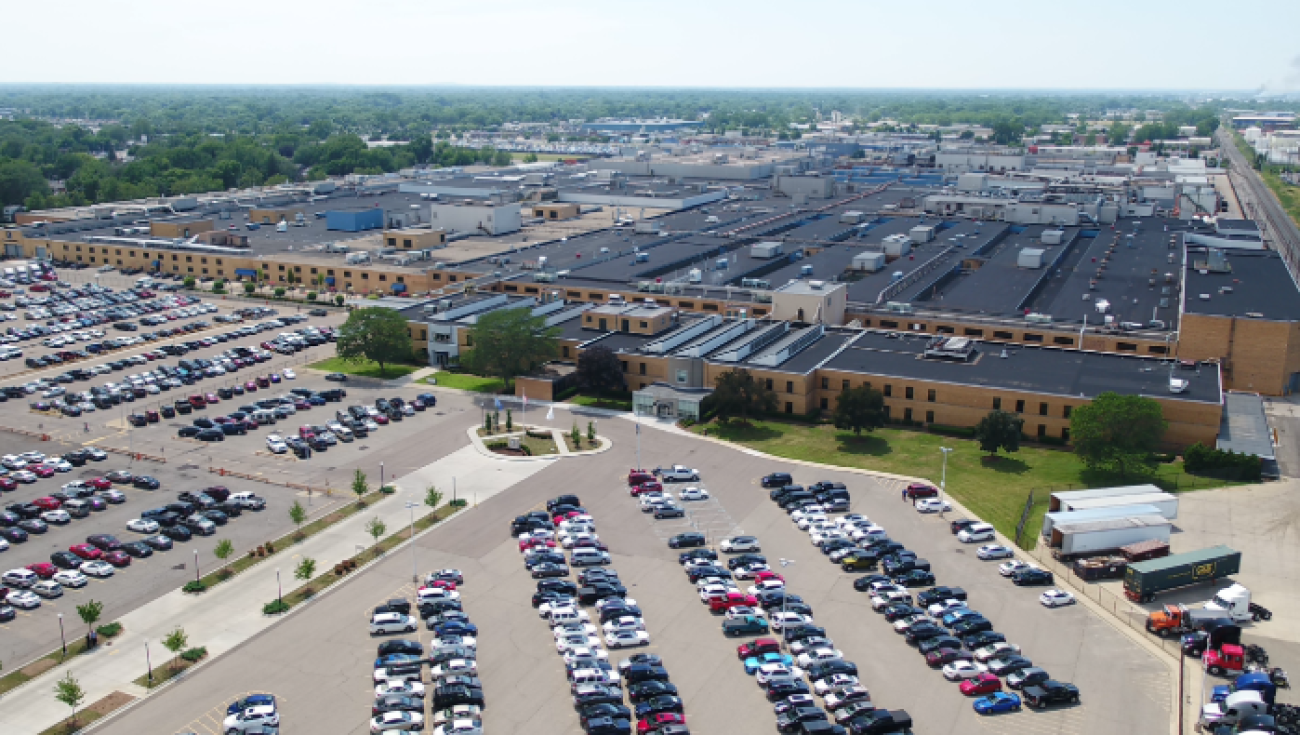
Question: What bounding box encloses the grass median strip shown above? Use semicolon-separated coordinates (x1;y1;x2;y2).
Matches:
271;503;462;611
307;356;422;380
38;691;136;735
426;372;504;393
0;624;125;696
195;489;391;590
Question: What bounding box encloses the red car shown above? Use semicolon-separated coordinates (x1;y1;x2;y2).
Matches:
960;673;1002;696
69;543;103;561
628;470;654;486
188;395;206;408
244;381;258;392
103;551;131;567
373;414;389;425
710;591;759;614
925;648;975;668
427;579;457;591
737;637;781;659
751;570;784;585
31;465;55;478
26;562;58;578
256;376;270;388
637;713;685;734
0;477;17;491
630;481;663;497
33;496;62;511
87;477;112;491
904;483;938;499
519;536;555;552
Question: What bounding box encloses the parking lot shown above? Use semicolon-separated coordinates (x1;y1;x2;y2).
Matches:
94;409;1172;735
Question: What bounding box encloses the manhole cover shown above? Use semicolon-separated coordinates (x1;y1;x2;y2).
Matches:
179;464;199;471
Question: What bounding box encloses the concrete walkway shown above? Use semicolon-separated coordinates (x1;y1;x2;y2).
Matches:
0;446;549;735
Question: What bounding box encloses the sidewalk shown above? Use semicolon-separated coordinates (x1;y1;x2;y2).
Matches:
0;445;549;735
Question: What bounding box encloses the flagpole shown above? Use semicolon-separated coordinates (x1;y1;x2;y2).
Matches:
636;423;641;471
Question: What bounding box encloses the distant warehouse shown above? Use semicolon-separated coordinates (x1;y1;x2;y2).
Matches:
326;208;385;232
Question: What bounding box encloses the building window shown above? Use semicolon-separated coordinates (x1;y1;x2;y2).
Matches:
1053;336;1074;346
883;384;892;397
785;402;793;414
464;334;473;347
993;331;1014;340
343;271;351;278
927;389;936;403
620;361;628;372
883;405;891;418
311;268;318;274
820;398;828;409
993;397;1002;410
678;301;694;308
361;273;369;280
1117;342;1138;352
963;328;984;337
638;363;646;376
327;270;335;276
379;274;387;281
1062;428;1070;441
562;347;570;358
841;380;849;391
1063;405;1072;419
1023;333;1043;342
904;408;913;422
765;379;773;391
589;293;603;299
1015;399;1025;413
926;410;934;424
639;321;648;329
880;320;898;329
1039;402;1048;416
703;303;718;311
1037;424;1046;439
676;370;688;384
935;325;954;334
905;387;914;400
786;381;794;394
1148;345;1167;354
504;285;518;292
821;377;829;389
201;257;208;264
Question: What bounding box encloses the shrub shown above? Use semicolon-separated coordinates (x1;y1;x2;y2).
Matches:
244;282;256;294
96;622;123;638
262;600;290;615
182;580;207;594
307;291;318;301
449;499;468;508
334;294;345;306
928;423;976;438
1183;442;1262;481
274;287;286;298
379;485;396;494
180;646;208;662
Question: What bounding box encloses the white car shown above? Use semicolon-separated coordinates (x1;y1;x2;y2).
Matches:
605;629;650;648
870;590;912;611
561;646;608;665
370;612;417;635
555;633;601;653
942;660;989;681
373;667;422;685
430;659;477;679
732;563;771;580
602;616;646;635
756;663;800;685
80;561;115;578
850;526;888;543
678;487;710;501
892;614;930;633
19;451;46;463
50;459;73;472
796;648;844;668
552;621;598;639
41;510;72;525
719;536;760;553
915;499;951;513
810;529;847;547
824;685;871;711
32;580;63;598
12;470;36;483
835;514;870;528
416;586;460;603
225;706;281;734
7;589;40;609
657;465;699;482
795;514;828;531
370;711;423;733
788;637;834;656
769;612;813;631
1040;589;1077;608
265;435;288;454
748;579;786;597
126;518;160;534
973;642;1022;662
926;599;968;617
53;570;88;588
813;673;859;696
999;560;1033;577
0;538;8;552
976;544;1014;560
374;680;425;699
282;369;296;380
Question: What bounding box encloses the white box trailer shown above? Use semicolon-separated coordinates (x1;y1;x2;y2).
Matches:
1062;492;1179;520
1017;247;1045;269
909;225;936;243
1041;503;1164;539
1048;484;1163;512
1051;514;1172;559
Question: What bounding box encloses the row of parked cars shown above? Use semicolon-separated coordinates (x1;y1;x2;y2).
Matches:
367;568;479;733
2;470;144;543
519;494;685;735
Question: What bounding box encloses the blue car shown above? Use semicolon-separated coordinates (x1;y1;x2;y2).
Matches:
435;620;478;637
374;653;423;669
973;691;1021;714
743;652;794;675
942;609;984;627
226;693;276;716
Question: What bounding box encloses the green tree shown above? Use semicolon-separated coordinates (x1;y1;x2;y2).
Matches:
366;516;386;546
973;409;1024;457
54;671;86;725
213;539;234;578
709;369;778;424
334;294;346;306
306;291;317;301
288;499;306;535
294;557;316;583
506;409;513;431
273;287;286;298
351;469;369;505
183;276;195;289
424;484;443;511
575;345;624;402
75;599;103;643
335;307;413;377
211;279;226;294
587;421;595;445
243;281;256;294
1070;392;1168;477
461;308;559;387
832;384;886;436
162;627;189;670
0;160;50;207
523;152;539;163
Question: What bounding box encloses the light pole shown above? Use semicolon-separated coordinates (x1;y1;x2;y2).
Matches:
406;499;418;583
193;549;200;583
939;446;953;514
779;558;795;650
380;461;385;491
146;639;153;686
58;613;66;657
276;568;283;609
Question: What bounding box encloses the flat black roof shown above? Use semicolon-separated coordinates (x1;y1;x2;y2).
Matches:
755;331;853;374
922;225;1072;315
1183;248;1300;320
841;220;1008;304
823;330;1220;403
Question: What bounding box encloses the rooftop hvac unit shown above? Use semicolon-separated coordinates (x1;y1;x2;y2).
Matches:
1025;313;1053;324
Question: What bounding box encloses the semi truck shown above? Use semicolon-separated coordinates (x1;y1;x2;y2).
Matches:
1146;605;1226;638
1123;545;1241;603
1204;584;1273;623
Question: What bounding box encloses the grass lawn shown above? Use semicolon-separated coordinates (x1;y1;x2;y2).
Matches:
570;393;633;411
1261;170;1300;228
693;420;1229;549
427;372;505;392
308;357;421;380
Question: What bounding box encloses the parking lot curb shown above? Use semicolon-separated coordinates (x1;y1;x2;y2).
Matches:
76;501;481;735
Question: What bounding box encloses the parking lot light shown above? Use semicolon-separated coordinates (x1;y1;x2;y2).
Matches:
58;612;66;657
940;446;953;513
779;558;795;650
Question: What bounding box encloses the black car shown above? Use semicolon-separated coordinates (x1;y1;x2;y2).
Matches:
987;655;1034;676
844;710;911;734
807;660;858;681
634;695;684;720
883;604;927;622
761;472;794;488
1023;680;1080;709
18;519;47;534
961;631;1007;650
196;428;224;442
377;640;423;657
371;695;422;716
916;586;968;607
142;534;173;550
202;509;229;526
571;685;621;711
893;570;936;588
727;554;767;570
530;562;569;579
121;542;153;558
627;680;678;704
1;527;28;543
1013;569;1054;586
578;584;626;605
177;426;201;438
766;679;812;702
581;703;633;730
623;664;670;685
537;579;579;595
951;618;993;637
324;373;348;382
0;510;19;527
161;524;192;541
903;622;945;643
777;706;828;733
668;532;705;548
132;476;161;490
50;550;83;569
678;548;717;564
917;636;964;655
432;684;484;709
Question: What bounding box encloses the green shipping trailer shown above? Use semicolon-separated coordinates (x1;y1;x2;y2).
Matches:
1124;545;1241;603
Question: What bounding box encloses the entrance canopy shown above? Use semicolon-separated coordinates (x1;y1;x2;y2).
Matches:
633;382;713;421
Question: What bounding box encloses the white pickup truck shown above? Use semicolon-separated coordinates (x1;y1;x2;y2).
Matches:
655;465;699;482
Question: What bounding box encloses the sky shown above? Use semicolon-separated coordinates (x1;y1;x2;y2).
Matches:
4;0;1299;92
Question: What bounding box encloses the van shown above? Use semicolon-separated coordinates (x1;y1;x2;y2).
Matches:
252;410;277;425
957;523;995;544
63;499;90;519
547;608;587;627
570;548;610;567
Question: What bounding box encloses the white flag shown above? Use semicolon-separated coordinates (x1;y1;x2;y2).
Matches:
546;406;554;420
